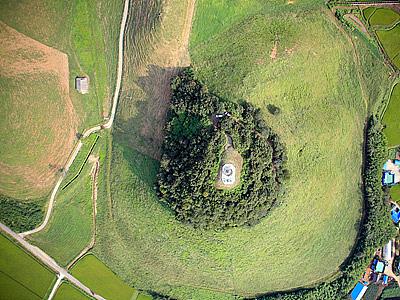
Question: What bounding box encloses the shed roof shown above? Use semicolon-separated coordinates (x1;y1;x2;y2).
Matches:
351;282;368;300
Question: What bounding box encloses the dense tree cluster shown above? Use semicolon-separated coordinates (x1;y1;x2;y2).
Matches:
156;68;287;229
256;116;396;300
0;194;43;232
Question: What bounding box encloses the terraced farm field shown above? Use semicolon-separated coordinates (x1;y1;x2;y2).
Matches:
383;83;400;147
0;233;55;299
368;7;400;27
363;7;400;69
90;0;394;299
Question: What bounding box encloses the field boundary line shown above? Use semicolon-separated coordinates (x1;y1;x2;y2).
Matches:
61;135;99;190
19;0;130;238
0;223;106;300
67;158;99;270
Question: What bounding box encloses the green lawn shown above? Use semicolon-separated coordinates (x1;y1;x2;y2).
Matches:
29;158;94;267
71;254;139;300
368;8;400;27
390;185;400;204
0;234;55;299
90;0;394;298
54;283;91;300
383;83;400;147
376;24;400;69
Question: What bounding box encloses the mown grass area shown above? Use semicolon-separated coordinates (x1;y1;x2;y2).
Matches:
71;254;140;300
383;83;400;147
0;74;70;199
54;282;91;300
29;158;94;266
390;185;400;203
0;233;55;299
368;8;400;27
90;0;395;298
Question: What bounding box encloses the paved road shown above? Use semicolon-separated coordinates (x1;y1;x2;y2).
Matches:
1;223;106;300
20;0;130;238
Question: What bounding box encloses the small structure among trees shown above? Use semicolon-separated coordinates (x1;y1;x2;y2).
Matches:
221;164;235;185
75;77;89;94
156;68;287;229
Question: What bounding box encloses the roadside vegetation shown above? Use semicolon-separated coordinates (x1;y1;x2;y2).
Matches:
157;69;287;229
0;233;55;299
0;194;44;232
29;137;100;266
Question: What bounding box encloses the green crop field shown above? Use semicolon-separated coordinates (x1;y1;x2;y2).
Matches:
376;25;400;69
71;254;141;300
363;7;376;22
383;83;400;147
90;0;396;299
368;8;400;27
0;233;55;299
29;154;94;266
54;283;91;300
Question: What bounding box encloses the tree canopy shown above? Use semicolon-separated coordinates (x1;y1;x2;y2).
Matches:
156;68;287;229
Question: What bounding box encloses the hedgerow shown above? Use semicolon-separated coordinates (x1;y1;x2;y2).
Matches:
156;68;287;229
255;116;395;300
0;194;43;232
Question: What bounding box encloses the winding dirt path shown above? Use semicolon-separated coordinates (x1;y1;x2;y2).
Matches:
20;0;130;238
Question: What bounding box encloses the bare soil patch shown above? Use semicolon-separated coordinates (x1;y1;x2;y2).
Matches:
270;41;278;60
0;22;77;199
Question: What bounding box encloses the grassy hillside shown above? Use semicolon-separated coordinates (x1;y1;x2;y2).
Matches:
89;0;396;298
0;0;122;205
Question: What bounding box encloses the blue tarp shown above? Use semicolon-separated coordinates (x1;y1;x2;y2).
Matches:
383;172;395;185
395;160;400;166
383;275;389;285
391;209;400;224
351;282;367;300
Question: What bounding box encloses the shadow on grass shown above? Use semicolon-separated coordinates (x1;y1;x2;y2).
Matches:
115;64;184;160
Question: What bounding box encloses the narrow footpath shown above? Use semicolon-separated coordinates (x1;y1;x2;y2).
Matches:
0;0;131;298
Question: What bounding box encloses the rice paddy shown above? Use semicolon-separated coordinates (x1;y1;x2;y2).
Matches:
0;233;55;299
